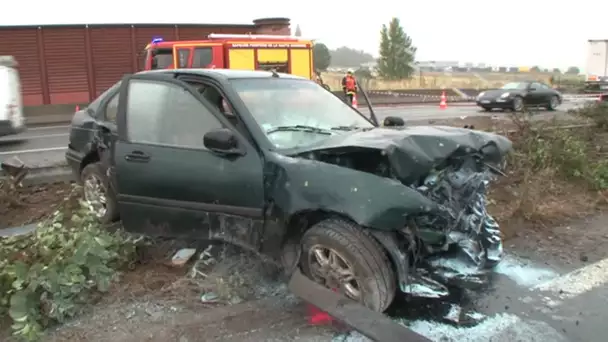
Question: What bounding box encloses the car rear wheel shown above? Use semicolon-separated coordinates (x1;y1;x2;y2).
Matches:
81;162;119;224
512;96;524;112
300;218;396;312
546;95;559;111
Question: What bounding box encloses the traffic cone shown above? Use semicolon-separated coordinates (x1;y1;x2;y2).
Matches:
75;105;80;111
351;94;358;109
439;91;447;110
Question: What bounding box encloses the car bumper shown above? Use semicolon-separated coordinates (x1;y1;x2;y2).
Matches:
65;148;84;181
0;120;26;137
476;98;514;108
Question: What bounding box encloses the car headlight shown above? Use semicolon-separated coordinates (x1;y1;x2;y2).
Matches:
500;92;510;98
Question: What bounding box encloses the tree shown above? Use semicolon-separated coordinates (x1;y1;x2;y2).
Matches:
530;66;541;73
313;43;331;72
354;67;374;89
376;17;416;80
552;68;562;74
566;66;580;75
294;24;302;37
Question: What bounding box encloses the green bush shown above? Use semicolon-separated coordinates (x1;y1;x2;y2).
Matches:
509;106;608;190
0;185;136;341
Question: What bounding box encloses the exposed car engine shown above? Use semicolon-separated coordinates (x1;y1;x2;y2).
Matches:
302;148;503;268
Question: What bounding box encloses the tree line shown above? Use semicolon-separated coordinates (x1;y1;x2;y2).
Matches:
313;18;582;79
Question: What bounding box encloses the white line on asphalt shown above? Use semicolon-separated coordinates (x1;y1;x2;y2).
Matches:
28;125;70;131
533;257;608;301
0;147;67;155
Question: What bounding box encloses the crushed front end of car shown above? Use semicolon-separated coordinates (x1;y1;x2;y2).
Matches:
285;125;512;298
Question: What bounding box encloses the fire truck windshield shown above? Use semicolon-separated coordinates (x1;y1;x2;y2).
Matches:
149;48;173;69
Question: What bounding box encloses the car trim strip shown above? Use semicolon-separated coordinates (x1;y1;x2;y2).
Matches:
117;194;263;218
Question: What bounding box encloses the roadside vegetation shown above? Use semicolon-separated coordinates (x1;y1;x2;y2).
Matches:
0;185;137;341
488;102;608;237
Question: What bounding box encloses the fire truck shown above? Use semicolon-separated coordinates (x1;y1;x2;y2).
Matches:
143;34;315;80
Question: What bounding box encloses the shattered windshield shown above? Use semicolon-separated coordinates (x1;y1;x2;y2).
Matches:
501;82;528;90
231;78;374;149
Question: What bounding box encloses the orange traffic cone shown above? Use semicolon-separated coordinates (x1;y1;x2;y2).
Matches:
351;94;358;109
439;91;447;110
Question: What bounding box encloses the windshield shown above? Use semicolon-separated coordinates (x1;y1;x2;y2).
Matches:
232;78;374;149
501;82;528;90
149;48;173;69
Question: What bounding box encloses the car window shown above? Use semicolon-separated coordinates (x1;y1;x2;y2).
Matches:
531;82;542;89
192;48;213;68
88;81;121;114
126;80;222;148
104;94;119;122
539;83;551;90
178;49;190;68
231;78;374;149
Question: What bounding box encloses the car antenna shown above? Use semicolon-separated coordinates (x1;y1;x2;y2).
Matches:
270;69;280;78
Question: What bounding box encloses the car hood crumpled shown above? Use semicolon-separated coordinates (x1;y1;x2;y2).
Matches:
294;125;512;184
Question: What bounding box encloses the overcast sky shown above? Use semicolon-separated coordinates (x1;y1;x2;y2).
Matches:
4;0;607;71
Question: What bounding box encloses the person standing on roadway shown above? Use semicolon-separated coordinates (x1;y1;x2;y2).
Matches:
341;69;358;106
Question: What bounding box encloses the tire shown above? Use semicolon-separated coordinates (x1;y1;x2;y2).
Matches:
300;218;396;312
482;107;492;112
546;95;559;111
512;96;524;112
81;162;119;224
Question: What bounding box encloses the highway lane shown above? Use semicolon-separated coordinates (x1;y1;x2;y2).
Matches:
0;102;586;169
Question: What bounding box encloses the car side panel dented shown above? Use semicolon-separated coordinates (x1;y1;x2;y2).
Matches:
263;154;440;231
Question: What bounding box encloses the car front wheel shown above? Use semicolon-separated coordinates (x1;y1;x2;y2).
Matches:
300;218;396;312
81;162;119;223
512;96;524;112
546;95;559;111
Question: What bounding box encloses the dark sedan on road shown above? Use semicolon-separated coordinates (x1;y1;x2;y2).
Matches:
476;81;562;112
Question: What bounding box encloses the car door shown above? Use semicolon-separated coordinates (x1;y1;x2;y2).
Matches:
111;73;266;249
525;82;544;105
537;83;556;105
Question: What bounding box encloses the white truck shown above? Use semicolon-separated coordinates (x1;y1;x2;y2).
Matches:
585;39;608;92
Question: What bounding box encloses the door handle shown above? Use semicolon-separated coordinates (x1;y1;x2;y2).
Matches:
124;150;150;163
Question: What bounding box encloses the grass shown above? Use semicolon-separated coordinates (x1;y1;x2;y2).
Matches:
486;103;608;239
322;71;584;90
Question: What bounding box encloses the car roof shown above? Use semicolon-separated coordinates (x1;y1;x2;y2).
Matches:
136;68;307;81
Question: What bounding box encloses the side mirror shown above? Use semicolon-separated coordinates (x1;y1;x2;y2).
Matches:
383;116;405;127
203;128;242;155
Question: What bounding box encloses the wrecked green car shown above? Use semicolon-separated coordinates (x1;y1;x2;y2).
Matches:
65;69;512;312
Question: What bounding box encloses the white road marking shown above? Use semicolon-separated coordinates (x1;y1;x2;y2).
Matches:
0;147;67;155
7;133;69;140
533;257;608;301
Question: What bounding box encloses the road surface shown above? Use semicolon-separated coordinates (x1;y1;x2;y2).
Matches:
0;102;585;169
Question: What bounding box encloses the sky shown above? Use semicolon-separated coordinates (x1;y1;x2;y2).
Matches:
4;0;608;71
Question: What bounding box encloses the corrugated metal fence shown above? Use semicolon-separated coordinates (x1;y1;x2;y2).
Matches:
0;24;253;106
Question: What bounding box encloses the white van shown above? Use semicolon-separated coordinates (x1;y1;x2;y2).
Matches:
0;56;25;137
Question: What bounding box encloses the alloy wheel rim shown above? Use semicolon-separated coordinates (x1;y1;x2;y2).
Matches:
551;97;558;108
307;245;361;301
514;98;523;111
83;175;107;218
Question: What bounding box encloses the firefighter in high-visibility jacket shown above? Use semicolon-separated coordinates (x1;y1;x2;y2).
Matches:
341;69;358;106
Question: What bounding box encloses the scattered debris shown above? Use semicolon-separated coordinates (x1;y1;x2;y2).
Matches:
171;248;198;267
200;292;220;304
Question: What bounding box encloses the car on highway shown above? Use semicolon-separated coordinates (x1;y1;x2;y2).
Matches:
476;81;562;112
0;56;25;137
65;68;511;313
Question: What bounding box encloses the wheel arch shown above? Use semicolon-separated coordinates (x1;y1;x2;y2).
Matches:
281;209;408;291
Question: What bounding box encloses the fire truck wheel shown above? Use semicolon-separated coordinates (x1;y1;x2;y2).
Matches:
300;218;396;312
81;162;119;224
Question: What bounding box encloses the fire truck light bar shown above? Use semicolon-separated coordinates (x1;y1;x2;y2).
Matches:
151;37;164;43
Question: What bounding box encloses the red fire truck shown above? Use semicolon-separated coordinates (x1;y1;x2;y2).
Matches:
142;34;315;80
